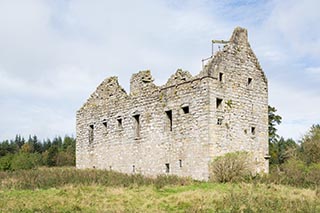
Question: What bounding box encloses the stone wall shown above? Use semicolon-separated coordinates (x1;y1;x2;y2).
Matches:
205;27;269;173
76;27;269;180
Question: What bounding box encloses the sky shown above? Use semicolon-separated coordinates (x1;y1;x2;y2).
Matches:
0;0;319;141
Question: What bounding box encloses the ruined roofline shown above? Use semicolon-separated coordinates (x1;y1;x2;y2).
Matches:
78;68;218;112
78;26;266;111
160;75;217;91
130;28;252;93
78;76;128;112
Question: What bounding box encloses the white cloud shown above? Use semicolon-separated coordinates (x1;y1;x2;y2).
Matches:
0;0;319;141
305;67;320;74
304;66;320;82
266;0;320;58
0;0;232;140
251;0;320;141
269;81;320;140
0;98;75;140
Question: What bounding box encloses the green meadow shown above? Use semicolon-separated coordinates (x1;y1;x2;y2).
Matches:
1;167;319;212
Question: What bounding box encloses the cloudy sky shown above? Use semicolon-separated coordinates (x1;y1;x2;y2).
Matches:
0;0;319;141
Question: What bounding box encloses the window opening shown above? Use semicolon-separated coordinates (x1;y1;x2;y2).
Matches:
179;160;182;168
89;124;94;143
133;114;140;138
219;72;223;82
248;78;252;86
102;119;107;128
182;106;189;114
251;127;256;135
132;165;135;173
165;110;173;131
117;118;123;129
216;98;223;109
217;118;223;125
165;163;170;173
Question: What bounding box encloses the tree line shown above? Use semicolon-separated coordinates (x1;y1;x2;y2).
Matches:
0;135;75;171
267;106;320;187
268;105;320;166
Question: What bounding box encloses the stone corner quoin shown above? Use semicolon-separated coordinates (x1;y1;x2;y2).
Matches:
76;27;269;181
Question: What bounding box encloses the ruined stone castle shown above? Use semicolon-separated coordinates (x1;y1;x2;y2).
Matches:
76;27;269;180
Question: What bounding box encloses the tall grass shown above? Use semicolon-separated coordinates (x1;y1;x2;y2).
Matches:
1;180;319;212
1;167;319;212
0;167;193;190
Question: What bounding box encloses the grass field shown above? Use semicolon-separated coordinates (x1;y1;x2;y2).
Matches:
0;167;319;212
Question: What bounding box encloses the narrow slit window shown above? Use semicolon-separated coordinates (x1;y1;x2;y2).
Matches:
117;118;123;129
89;124;94;143
132;165;135;173
179;159;182;168
248;78;252;86
165;163;170;173
217;118;223;125
165;110;173;131
216;98;223;109
251;127;256;135
102;119;107;128
219;72;223;82
182;106;189;114
133;114;140;138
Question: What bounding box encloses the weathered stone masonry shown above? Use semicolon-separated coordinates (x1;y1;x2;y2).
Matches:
76;27;269;180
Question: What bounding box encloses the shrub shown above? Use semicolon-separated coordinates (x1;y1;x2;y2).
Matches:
264;159;320;188
300;124;320;164
278;159;318;188
11;153;42;171
280;159;307;186
42;146;58;167
55;151;75;166
210;152;251;183
0;154;13;171
307;163;320;186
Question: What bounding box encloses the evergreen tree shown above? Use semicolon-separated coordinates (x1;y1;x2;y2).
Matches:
268;105;282;144
269;137;297;164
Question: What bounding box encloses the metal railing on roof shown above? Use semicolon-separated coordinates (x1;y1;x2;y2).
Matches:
201;39;230;70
